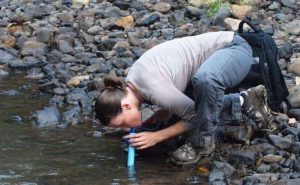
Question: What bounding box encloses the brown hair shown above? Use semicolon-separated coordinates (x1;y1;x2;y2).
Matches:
95;75;127;126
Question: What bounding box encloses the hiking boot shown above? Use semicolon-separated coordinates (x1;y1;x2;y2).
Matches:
168;137;215;166
240;85;272;128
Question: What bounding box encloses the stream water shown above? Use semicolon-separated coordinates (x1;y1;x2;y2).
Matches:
0;72;207;185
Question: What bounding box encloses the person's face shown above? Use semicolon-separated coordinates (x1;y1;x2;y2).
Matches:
108;98;142;130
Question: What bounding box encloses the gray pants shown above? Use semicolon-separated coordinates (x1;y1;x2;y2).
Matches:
189;34;255;147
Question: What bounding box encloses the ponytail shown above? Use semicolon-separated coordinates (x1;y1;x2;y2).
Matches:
95;75;127;126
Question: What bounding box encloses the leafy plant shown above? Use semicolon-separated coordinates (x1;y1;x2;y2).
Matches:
206;0;223;18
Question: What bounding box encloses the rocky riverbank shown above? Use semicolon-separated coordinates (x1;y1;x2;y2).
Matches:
0;0;300;184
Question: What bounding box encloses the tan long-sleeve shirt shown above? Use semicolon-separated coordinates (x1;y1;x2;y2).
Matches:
126;31;234;129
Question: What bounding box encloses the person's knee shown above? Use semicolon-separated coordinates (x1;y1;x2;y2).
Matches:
192;71;221;90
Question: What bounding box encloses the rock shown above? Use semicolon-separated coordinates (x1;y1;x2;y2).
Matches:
0;69;9;77
86;130;103;138
212;161;235;176
115;15;135;29
21;41;47;57
213;6;231;26
58;40;74;54
252;173;279;184
186;6;202;17
256;163;271;173
87;26;103;35
229;150;256;166
284;20;300;36
282;127;300;136
290;142;300;154
209;170;224;182
97;39;117;51
224;18;250;31
67;75;90;87
288;58;300;76
0;34;16;48
0;50;18;65
278;43;293;60
231;5;252;20
25;67;44;79
36;28;52;44
32;107;61;128
152;2;171;13
9;57;45;70
87;78;104;92
218;125;253;143
1;89;19;96
188;0;214;8
136;14;160;27
263;154;284;163
288;109;300;120
62;106;80;126
281;0;296;9
268;134;293;150
287;86;300;108
268;1;281;10
271;179;300;185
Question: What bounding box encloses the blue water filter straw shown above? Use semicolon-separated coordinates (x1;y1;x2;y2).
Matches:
127;128;136;166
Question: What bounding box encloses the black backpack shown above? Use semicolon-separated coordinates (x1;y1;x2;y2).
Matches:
237;19;289;112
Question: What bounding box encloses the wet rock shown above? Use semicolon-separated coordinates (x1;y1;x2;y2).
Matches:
11;115;22;123
21;41;47;57
268;134;293;150
229;150;256;166
62;106;80;126
32;107;61;128
284;20;300;36
25;67;44;80
263;154;284;163
287;86;300;108
152;2;171;13
1;89;19;96
9;56;45;70
0;69;9;77
136;14;160;27
231;4;252;20
67;75;90;88
115;15;135;29
86;130;103;138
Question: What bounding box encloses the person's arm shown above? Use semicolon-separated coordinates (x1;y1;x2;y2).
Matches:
124;120;188;150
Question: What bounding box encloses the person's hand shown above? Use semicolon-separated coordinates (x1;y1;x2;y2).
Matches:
123;132;163;150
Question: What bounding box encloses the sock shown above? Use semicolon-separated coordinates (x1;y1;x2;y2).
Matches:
240;95;244;106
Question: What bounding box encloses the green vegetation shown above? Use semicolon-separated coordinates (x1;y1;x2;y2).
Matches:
206;0;223;18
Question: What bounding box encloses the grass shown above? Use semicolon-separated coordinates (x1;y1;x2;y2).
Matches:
206;0;223;18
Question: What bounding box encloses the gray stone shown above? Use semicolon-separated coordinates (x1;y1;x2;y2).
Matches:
152;2;171;13
288;109;300;120
213;6;231;26
0;50;18;65
268;134;293;150
256;163;271;173
21;41;47;57
278;43;294;60
58;40;74;54
268;1;281;10
9;57;45;70
290;142;300;154
218;125;253;144
0;69;9;77
186;6;201;16
287;86;300;108
284;20;300;36
212;161;235;176
271;179;300;185
229;150;256;166
32;107;61;128
62;106;80;126
136;14;160;27
282;127;300;136
280;0;296;9
209;170;224;182
253;173;279;184
36;28;52;44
